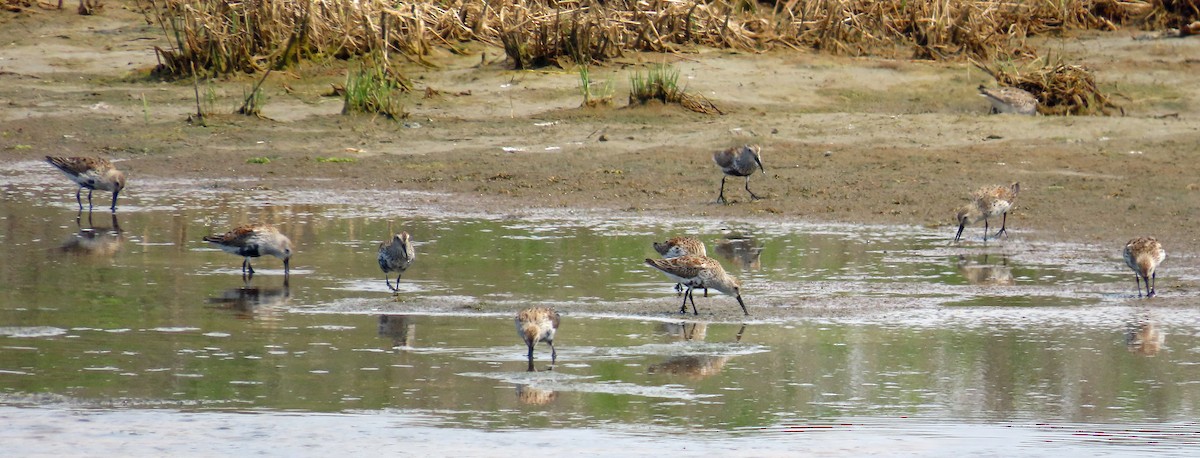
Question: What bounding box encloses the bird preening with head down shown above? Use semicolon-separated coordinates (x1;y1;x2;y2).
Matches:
954;182;1020;243
378;231;416;292
1124;236;1166;298
45;156;126;212
515;306;560;372
645;255;748;316
203;224;293;278
713;144;765;204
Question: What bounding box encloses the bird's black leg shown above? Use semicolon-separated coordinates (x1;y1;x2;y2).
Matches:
994;213;1008;238
703;287;708;298
526;343;535;372
1148;272;1157;297
548;342;557;367
679;286;691;314
75;188;83;210
745;176;761;200
1134;275;1143;297
87;189;94;210
982;218;990;242
110;190;119;212
717;176;728;204
688;287;699;315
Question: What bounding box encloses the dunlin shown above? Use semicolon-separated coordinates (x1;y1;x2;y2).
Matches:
1124;236;1166;297
978;85;1038;115
713;145;765;204
515;306;560;372
378;232;415;292
45;156;126;212
645;255;748;316
203;224;293;276
653;236;708;296
954;182;1020;242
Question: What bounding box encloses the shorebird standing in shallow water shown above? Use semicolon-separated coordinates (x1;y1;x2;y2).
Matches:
1124;237;1166;297
45;156;126;212
653;236;708;296
378;232;415;292
978;85;1038;115
713;145;765;204
954;182;1020;243
515;306;560;372
203;224;293;277
645;255;748;316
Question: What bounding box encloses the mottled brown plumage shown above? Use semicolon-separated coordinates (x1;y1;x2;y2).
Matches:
955;182;1020;242
1124;237;1166;297
203;224;293;276
45;156;127;211
644;255;748;316
978;85;1038;115
516;307;560;371
653;236;708;296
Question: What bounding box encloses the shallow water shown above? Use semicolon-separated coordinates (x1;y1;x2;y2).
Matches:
2;161;1199;455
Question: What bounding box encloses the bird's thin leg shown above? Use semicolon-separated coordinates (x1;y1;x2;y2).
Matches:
548;342;557;367
110;190;119;212
703;287;708;298
994;213;1008;238
87;189;94;210
982;218;990;242
688;287;699;316
679;286;691;314
1135;275;1143;297
1149;272;1157;297
243;257;255;274
745;176;761;200
75;188;83;210
385;276;394;292
717;176;728;204
526;343;535;372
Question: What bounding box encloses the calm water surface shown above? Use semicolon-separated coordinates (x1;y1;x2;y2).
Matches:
2;161;1199;456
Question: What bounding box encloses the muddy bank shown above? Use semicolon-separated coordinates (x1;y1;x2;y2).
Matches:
3;7;1200;259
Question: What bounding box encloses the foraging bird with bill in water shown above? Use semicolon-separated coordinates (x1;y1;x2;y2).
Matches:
713;145;765;204
45;156;127;212
645;255;748;316
954;182;1020;243
515;306;560;372
203;224;293;277
1124;236;1165;298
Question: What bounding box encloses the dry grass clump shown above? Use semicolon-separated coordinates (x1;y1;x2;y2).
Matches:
143;0;1199;78
976;59;1123;116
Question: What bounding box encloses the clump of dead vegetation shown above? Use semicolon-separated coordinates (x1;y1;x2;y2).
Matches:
141;0;1199;79
975;58;1124;116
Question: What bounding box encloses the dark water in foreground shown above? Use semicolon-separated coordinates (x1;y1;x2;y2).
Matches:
2;161;1199;456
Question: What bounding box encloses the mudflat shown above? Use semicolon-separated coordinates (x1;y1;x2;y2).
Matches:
3;6;1199;272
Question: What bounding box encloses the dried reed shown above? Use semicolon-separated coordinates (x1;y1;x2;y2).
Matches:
975;58;1123;116
144;0;1194;78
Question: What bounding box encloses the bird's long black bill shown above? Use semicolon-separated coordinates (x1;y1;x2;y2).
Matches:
736;294;749;316
954;222;966;242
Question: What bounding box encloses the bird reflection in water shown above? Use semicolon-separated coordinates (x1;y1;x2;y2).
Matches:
515;384;557;405
955;254;1015;286
660;321;707;341
206;277;290;320
1126;317;1165;356
647;324;746;379
714;231;763;271
378;314;415;350
59;211;124;257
